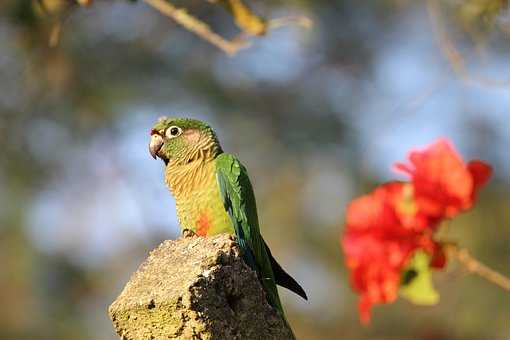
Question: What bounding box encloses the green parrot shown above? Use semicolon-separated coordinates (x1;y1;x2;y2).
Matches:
149;117;307;318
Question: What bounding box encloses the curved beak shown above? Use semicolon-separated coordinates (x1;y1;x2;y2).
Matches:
149;134;164;159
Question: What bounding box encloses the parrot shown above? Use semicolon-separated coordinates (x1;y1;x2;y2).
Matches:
148;117;307;319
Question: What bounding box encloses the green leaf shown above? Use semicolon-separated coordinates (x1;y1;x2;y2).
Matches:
399;251;439;305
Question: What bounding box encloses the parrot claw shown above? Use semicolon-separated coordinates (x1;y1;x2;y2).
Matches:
182;229;196;238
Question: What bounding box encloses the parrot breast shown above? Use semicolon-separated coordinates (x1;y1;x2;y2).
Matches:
165;159;233;236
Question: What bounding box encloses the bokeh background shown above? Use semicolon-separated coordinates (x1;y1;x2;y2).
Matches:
1;0;510;339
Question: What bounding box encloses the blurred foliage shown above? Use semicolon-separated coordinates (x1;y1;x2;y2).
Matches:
1;0;510;339
452;0;508;32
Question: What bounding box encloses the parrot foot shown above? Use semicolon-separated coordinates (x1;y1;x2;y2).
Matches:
182;229;196;238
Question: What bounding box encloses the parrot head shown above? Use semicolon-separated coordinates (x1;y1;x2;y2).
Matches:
149;117;222;165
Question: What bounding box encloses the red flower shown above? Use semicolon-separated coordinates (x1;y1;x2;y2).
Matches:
342;183;443;324
342;138;491;324
394;139;492;220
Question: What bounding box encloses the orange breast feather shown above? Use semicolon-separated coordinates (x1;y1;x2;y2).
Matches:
196;212;211;236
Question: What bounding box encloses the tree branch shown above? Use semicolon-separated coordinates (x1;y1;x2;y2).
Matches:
447;244;510;292
143;0;250;55
426;0;510;88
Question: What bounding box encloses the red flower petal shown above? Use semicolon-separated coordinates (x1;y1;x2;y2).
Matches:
468;160;492;189
342;182;443;324
394;139;492;220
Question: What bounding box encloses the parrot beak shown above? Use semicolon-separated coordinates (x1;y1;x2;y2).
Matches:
149;134;164;160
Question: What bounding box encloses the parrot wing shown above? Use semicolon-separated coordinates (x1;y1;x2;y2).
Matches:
215;153;283;313
215;153;307;307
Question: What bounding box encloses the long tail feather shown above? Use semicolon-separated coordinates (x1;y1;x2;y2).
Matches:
264;239;308;300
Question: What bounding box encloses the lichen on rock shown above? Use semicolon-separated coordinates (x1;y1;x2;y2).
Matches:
108;233;294;339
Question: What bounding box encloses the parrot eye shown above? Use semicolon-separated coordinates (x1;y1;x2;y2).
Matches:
166;126;182;138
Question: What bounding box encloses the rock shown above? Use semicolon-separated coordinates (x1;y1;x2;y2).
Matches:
108;233;294;340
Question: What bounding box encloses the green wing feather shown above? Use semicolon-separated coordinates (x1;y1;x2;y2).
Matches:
215;153;284;315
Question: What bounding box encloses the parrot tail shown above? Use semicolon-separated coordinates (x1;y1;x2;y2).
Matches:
263;239;308;300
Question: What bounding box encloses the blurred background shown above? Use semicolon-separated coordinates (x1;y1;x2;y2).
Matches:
1;0;510;339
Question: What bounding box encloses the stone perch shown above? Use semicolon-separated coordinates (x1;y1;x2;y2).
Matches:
108;233;294;339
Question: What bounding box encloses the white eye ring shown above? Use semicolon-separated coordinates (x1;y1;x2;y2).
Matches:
165;126;182;138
